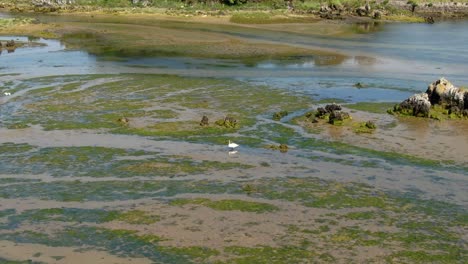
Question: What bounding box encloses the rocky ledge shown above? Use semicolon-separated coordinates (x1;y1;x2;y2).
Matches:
390;78;468;119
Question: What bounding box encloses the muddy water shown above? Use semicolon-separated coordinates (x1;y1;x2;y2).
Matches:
1;15;468;263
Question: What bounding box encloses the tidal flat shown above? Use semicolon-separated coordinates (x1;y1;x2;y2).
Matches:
0;12;467;264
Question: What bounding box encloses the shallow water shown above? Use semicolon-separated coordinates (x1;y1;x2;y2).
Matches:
2;19;468;102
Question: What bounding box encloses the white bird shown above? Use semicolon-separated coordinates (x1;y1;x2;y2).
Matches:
228;140;239;150
4;92;11;96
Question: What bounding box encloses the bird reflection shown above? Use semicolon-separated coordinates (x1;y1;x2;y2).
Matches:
228;150;238;155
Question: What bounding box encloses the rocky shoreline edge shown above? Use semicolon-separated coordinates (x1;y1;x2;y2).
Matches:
1;0;468;22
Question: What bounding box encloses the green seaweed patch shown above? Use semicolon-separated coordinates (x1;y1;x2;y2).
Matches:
230;12;317;24
0;179;240;202
0;227;189;263
295;138;466;173
0;209;16;218
0;142;35;154
0;145;251;178
353;121;377;134
264;144;289;153
272;110;289;121
329;226;387;247
387;250;465;263
159;246;220;262
389;103;468;120
114;121;236;138
242;123;299;145
0;257;44;264
170;198;279;213
223;245;316;263
6;123;31;129
341;211;378;220
4;208;159;228
110;210;160;224
346;102;397;114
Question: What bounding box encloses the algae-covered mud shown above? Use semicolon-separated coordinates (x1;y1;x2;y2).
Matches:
0;12;467;263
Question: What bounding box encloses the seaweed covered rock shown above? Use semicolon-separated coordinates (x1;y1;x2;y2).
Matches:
215;116;238;128
329;111;350;125
273;110;288;121
265;144;289;153
315;103;342;119
117;117;129;125
354;120;377;134
365;120;377;129
391;78;468;118
5;40;15;48
426;78;467;109
325;103;342;113
394;93;431;117
200;115;209;126
312;103;351;125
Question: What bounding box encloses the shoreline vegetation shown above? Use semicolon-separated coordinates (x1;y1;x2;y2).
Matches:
1;0;468;24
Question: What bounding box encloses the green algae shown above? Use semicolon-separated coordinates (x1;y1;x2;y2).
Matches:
296;138;466;173
342;211;378;220
159;246;220;262
3;74;310;141
3;208;159;229
0;144;251;178
0;227;188;263
0;258;44;264
170;198;279;213
353;121;377;134
0;176;465;262
387;250;466;263
223;246;316;263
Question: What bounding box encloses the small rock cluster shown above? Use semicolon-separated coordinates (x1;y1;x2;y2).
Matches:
309;103;351;125
318;2;383;20
265;144;289;153
391;78;468;118
272;110;289;121
200;115;239;128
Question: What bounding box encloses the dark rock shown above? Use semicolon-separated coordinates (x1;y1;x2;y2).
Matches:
365;120;377;129
373;10;382;19
273;110;289;121
320;5;330;12
315;107;328;118
5;40;15;47
365;3;371;12
279;144;289;153
329;110;350;124
398;93;431;117
117;117;129;124
426;77;467;109
425;16;435;24
354;82;365;88
356;6;368;16
449;105;461;115
200;115;209;126
215;116;238;128
464;93;468;110
462;109;468;117
325;103;342;112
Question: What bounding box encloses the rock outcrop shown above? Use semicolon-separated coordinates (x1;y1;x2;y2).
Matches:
313;103;351;125
32;0;74;6
391;78;468;118
395;93;431;117
200;115;209;126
